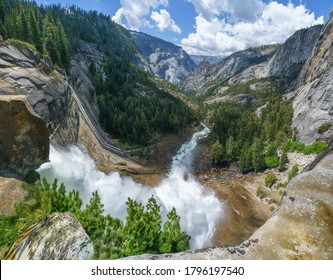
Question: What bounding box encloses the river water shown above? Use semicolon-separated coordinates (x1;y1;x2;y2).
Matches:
38;125;223;249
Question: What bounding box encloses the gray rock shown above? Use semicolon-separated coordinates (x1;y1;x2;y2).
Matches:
0;42;79;146
131;31;196;84
291;69;333;144
291;13;333;144
268;25;322;87
181;44;279;95
7;212;93;260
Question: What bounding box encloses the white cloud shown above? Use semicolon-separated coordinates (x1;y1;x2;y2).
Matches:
112;0;170;31
182;1;324;56
186;0;265;21
151;9;182;34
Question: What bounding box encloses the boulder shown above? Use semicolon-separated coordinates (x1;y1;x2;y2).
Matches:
0;177;26;216
0;96;49;177
7;212;93;260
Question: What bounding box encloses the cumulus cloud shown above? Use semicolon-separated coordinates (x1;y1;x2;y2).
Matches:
112;0;180;33
151;9;182;34
182;1;324;56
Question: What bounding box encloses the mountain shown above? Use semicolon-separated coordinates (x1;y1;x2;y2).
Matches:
190;55;225;66
182;24;322;98
181;44;280;96
130;31;196;84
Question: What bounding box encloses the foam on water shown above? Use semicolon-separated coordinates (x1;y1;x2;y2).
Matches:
38;125;223;248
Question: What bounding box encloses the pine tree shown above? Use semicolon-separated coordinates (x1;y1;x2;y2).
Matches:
159;208;190;253
226;136;237;161
210;140;224;167
56;18;70;68
43;11;61;65
252;138;266;172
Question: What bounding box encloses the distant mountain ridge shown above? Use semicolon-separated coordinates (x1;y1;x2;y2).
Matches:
190;55;225;66
130;31;196;84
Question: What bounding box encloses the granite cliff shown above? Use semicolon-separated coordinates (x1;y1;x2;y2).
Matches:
0;41;79;146
291;11;333;144
131;31;196;84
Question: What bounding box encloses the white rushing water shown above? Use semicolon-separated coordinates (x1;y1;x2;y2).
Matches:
38;125;223;249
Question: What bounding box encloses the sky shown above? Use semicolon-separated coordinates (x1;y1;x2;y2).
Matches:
33;0;332;56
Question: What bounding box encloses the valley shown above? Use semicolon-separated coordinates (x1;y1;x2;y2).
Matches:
0;0;333;260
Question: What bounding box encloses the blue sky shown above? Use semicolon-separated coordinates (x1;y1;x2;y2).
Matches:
33;0;331;56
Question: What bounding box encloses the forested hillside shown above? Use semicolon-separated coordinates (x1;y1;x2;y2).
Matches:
0;0;195;147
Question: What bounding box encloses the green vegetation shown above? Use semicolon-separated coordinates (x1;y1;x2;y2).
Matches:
265;173;277;188
317;122;332;134
256;186;266;199
0;179;190;259
206;94;293;172
0;1;195;148
94;58;195;146
288;165;299;182
284;139;328;154
0;0;70;68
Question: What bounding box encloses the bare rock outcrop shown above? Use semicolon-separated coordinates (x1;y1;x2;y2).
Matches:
267;25;322;87
0;96;49;177
7;212;93;260
0;41;79;146
291;13;333;144
131;31;196;84
125;152;333;260
181;45;279;95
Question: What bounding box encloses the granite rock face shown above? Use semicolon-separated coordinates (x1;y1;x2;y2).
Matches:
0;42;79;146
125;152;333;260
267;25;322;87
69;41;103;117
291;13;333;144
131;31;196;84
181;45;279;95
0;96;49;177
7;212;93;260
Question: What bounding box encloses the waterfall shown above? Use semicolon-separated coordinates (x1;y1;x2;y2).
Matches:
38;125;223;249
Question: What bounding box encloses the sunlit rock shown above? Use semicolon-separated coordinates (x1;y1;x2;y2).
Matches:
7;212;93;260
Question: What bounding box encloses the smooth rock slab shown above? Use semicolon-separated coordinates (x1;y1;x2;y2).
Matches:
7;212;93;260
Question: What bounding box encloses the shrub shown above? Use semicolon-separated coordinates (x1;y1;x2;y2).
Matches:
288;165;299;181
256;186;266;199
265;173;277;188
318;122;332;134
265;156;279;168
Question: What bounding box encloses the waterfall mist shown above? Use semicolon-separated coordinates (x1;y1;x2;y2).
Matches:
38;126;223;249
